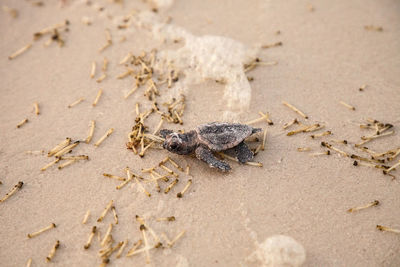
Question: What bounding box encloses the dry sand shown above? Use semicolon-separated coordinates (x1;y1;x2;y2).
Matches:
0;0;399;266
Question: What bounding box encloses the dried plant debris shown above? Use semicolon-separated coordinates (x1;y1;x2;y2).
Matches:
2;5;18;18
0;181;24;203
82;210;91;224
82;201;185;264
364;25;383;32
94;128;114;147
27;223;56;238
243;58;278;73
41;138;89;171
9;44;32;60
355;120;394;147
68;97;85;108
376;225;400;234
97;200;114;222
99;29;112;52
296;117;400;179
347;200;379;213
310;131;332;138
282;101;308;119
246;111;273;125
359;84;367;92
34;20;70;47
339;101;356;111
283;118;299;129
8;20;67;59
84;226;97;249
287;123;324;136
34;102;40;115
321;142;349;157
103;156;192;198
46;240;60;262
16;118;29;128
261;42;282;49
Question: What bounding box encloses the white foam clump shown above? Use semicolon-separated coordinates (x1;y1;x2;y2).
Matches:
247;235;306;267
136;11;259;119
152;0;174;8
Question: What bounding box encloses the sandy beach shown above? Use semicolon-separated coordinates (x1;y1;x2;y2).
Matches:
0;0;399;266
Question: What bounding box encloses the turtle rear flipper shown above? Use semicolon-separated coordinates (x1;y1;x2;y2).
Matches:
195;146;231;172
235;141;254;163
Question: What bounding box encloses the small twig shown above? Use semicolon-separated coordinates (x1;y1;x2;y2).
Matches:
82;210;90;224
282;101;308;119
339;101;356;111
9;43;32;60
85;120;96;144
46;240;60;262
347;200;379;213
16;118;29;128
97;200;113;222
376;225;400;234
92;89;103;106
0;181;24;203
94;128;114;147
34;102;40;115
68;97;85;108
27;223;56;238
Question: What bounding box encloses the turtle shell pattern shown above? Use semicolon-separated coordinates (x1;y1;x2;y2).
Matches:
195;122;253;151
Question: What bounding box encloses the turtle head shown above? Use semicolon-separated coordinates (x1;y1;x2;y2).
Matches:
161;130;197;155
163;132;186;154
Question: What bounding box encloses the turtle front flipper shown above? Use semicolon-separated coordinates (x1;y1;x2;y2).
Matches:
235;141;254;163
195;146;231;172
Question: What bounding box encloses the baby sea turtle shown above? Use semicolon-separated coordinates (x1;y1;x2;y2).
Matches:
160;122;261;172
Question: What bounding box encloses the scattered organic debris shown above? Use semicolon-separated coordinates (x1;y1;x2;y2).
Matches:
2;5;18;18
99;29;112;52
94;128;114;147
243;58;278;73
33;102;40;115
0;181;24;203
16;118;29;128
246;111;273;125
261;42;282;49
8;44;32;60
86;120;96;144
82;210;91;224
97;200;114;222
339;101;356;111
364;25;383;32
34;20;70;47
92;89;103;106
282;101;308;119
27;223;56;238
46;240;60;262
68;97;85;108
376;225;400;234
347;200;379;213
84;226;97;249
41;138;89;171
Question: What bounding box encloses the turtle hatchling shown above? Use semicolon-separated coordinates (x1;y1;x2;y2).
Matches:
160;122;261;172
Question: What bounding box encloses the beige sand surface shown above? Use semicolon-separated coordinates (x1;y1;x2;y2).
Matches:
0;0;399;266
